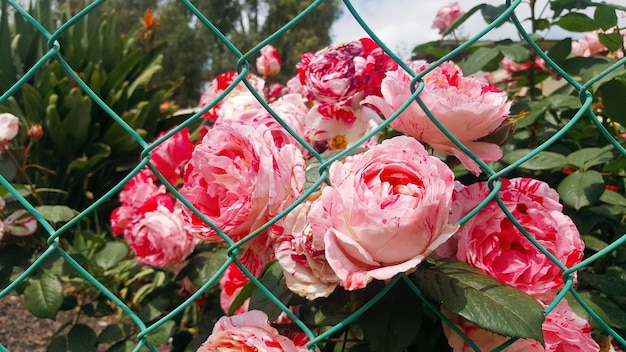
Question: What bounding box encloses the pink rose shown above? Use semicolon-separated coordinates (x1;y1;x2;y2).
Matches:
110;170;174;236
219;248;268;314
441;178;584;297
442;299;599;352
215;92;308;150
180;125;305;243
149;127;194;185
197;310;299;352
363;60;511;175
256;45;282;77
308;136;458;290
1;210;37;238
296;38;397;105
199;72;265;121
571;30;626;58
0;113;19;153
124;205;196;267
304;103;381;152
432;2;465;35
273;200;341;300
502;57;548;74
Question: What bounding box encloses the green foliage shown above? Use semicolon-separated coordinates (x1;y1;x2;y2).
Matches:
0;1;181;214
413;260;545;344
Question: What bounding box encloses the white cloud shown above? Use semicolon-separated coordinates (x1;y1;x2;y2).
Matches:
329;0;625;58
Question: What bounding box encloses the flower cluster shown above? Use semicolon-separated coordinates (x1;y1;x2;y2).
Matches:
110;128;198;268
111;36;594;350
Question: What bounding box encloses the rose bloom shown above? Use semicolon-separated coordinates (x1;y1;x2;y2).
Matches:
572;29;625;58
363;60;511;175
305;103;381;152
440;178;584;297
198;72;265;121
215;92;308;150
197;310;300;352
296;38;397;105
256;45;282;77
219;248;269;314
1;209;38;240
0;112;19;152
308;135;458;290
124;205;196;268
110;170;174;236
432;2;465;35
180;125;305;243
273;200;341;300
442;299;599;352
149;127;194;185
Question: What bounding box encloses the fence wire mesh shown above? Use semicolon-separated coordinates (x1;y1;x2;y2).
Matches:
0;0;625;351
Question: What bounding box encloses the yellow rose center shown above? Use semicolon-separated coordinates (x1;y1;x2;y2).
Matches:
330;134;349;150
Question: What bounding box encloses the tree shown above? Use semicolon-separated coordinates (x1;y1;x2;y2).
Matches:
195;0;342;82
92;0;341;105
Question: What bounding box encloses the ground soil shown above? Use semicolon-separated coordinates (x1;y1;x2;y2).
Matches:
0;291;114;352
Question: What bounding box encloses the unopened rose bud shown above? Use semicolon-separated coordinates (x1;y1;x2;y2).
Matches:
27;124;43;141
256;45;282;77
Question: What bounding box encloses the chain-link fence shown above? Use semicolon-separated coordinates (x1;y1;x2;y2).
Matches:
1;0;626;351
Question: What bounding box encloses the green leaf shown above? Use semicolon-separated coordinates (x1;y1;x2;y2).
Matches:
581;267;626;297
97;324;133;344
576;291;626;329
481;4;508;25
184;249;229;288
598;79;626;126
46;336;68;352
106;340;135;352
598;32;624;52
360;280;423;352
82;300;115;317
228;281;255;316
95;241;129;270
146;320;176;347
555;13;599;32
497;43;529;62
557;170;604;210
68;324;97;352
0;245;31;288
460;46;501;75
443;4;486;36
249;260;293;321
581;235;609;252
413;260;545;344
298;287;357;326
502;149;567;170
0;154;17;181
35;205;79;223
566;147;614;169
24;272;63;320
21;83;45;124
600;189;626;207
547;38;572;65
594;5;618;30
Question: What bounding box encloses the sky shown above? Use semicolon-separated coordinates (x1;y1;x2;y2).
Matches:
328;0;619;59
